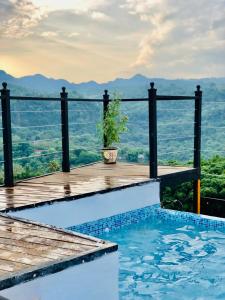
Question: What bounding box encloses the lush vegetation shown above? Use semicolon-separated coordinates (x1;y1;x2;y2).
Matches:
0;76;224;215
162;156;225;212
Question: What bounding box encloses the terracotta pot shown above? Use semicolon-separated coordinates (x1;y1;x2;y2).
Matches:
102;148;118;164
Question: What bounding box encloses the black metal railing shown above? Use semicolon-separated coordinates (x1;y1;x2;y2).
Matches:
0;82;202;189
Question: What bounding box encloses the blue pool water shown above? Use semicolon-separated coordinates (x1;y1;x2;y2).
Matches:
100;218;225;300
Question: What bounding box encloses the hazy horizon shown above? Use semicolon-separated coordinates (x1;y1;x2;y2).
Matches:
1;69;225;86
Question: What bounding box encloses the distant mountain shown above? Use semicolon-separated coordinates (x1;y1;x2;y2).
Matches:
0;70;76;94
0;70;15;83
0;70;225;99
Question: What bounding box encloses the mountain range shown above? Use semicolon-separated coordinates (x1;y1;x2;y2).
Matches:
0;70;225;99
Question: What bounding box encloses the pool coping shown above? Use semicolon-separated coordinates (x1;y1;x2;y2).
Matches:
2;179;157;213
69;204;225;237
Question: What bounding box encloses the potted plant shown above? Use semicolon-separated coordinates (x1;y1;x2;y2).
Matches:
98;97;128;164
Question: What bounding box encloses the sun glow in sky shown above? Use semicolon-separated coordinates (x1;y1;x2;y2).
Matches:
0;0;225;82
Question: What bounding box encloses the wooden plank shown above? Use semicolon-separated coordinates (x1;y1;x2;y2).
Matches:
0;249;52;266
0;212;113;282
0;226;99;247
0;237;78;257
0;242;75;260
0;230;95;252
0;258;30;272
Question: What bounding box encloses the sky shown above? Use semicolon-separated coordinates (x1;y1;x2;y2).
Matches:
0;0;225;82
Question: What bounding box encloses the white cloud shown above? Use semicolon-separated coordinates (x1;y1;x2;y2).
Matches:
40;31;58;38
68;32;80;38
90;11;112;22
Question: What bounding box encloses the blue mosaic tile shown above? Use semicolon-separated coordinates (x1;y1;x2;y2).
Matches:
67;205;225;237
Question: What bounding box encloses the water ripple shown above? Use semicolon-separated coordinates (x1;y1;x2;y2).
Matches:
101;218;225;299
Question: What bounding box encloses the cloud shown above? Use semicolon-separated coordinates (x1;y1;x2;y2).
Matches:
0;0;225;81
32;0;108;14
132;18;174;68
123;0;225;77
122;0;175;68
90;11;112;22
40;31;58;38
0;0;46;38
68;32;80;38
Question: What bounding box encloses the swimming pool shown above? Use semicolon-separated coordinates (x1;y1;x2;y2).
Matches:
100;217;225;299
71;206;225;299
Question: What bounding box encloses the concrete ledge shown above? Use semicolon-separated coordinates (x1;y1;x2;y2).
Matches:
10;181;160;228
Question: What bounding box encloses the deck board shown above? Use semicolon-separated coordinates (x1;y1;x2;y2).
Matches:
0;162;192;212
0;213;116;289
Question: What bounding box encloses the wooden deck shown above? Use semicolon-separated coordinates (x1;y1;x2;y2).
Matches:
0;162;192;212
0;162;193;290
0;213;116;290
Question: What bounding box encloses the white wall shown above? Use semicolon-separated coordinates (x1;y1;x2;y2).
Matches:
0;252;119;300
10;182;160;228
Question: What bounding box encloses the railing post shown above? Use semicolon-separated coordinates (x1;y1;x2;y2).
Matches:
193;85;202;213
1;82;14;186
103;90;109;148
148;82;158;178
60;87;70;172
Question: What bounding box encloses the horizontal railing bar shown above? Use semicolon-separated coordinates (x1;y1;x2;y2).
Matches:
10;96;61;101
158;136;195;141
11;110;61;113
70;147;101;151
7;96;196;102
158;122;194;126
10;96;103;102
69;122;97;125
157;108;194;112
69;109;101;112
201;150;225;153
159;115;194;119
67;98;102;102
156;95;195;100
69;98;148;102
9;96;148;102
13;151;62;161
159;149;194;155
12;124;61;129
115;98;148;102
204;102;225;104
68;134;98;139
12;138;61;145
203;126;225;129
158;133;192;136
128;118;194;126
